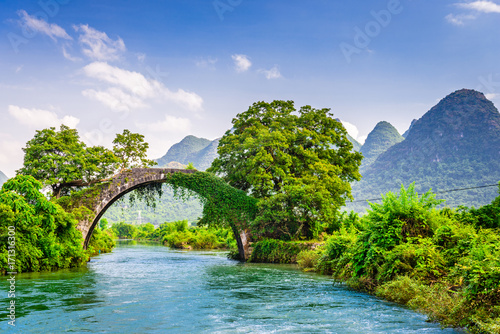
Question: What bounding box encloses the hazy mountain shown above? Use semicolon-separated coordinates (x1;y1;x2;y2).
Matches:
360;121;404;170
349;89;500;211
0;170;7;187
347;134;362;151
156;135;219;171
402;119;417;138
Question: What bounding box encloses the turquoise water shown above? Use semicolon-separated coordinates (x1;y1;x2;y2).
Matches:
2;241;460;333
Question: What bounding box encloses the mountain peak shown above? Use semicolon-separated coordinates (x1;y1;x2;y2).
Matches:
360;121;404;169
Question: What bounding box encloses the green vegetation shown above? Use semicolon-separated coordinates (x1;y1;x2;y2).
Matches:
209;100;362;240
0;175;113;274
294;183;500;333
249;239;319;264
110;220;236;250
17;126;155;198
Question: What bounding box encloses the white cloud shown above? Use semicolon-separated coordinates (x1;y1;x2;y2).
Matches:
458;1;500;13
82;62;204;111
83;62;160;98
17;10;72;41
447;1;500;25
74;24;126;61
136;114;191;133
340;120;359;140
445;13;477;25
62;45;82;62
82;88;147;111
357;135;367;145
137;53;146;63
8;105;80;129
485;93;499;100
260;66;282;80
232;54;252;72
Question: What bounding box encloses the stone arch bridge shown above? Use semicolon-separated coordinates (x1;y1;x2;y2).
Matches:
76;168;251;260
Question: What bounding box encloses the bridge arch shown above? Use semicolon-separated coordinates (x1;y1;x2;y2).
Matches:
76;168;256;260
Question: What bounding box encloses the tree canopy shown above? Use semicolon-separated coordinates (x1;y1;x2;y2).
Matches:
18;125;155;198
208;100;362;240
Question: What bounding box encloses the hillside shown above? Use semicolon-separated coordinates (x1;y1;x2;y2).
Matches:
0;170;7;187
360;121;404;170
156;135;219;171
348;89;500;211
347;134;362;151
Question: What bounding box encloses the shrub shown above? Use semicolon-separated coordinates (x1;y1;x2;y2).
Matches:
297;249;321;271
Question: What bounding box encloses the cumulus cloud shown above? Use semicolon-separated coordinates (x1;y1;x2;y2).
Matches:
458;0;500;13
445;13;477;25
81;62;203;112
82;88;147;111
136;114;191;133
8;105;80;128
74;24;126;61
447;1;500;25
232;54;252;72
260;66;282;80
17;10;72;41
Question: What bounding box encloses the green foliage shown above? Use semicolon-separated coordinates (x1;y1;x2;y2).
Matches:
186;162;196;170
209;100;362;240
164;171;257;232
99;218;109;230
87;228;115;256
113;129;156;170
0;175;87;274
17;125;119;198
306;182;500;332
111;221;138;239
249;239;314;263
296;249;321;271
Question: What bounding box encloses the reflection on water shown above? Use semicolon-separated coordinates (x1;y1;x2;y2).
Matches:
1;240;460;333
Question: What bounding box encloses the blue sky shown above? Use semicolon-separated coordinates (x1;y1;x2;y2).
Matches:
1;0;500;176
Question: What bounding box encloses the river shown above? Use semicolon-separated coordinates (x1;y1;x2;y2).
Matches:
3;241;460;333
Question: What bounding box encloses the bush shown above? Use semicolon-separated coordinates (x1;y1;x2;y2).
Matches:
249;239;313;263
297;249;321;271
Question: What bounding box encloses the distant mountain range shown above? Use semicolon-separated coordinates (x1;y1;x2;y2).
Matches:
105;88;500;224
349;89;500;210
0;170;7;187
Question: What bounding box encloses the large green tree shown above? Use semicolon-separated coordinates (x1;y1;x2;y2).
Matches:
113;129;156;170
18;125;156;198
208;100;362;240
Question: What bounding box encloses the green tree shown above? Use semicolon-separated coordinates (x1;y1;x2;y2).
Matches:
208;100;362;240
17;125;119;198
113;129;156;170
0;175;87;274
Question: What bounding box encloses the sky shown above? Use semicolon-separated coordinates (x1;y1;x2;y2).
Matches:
1;0;500;177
